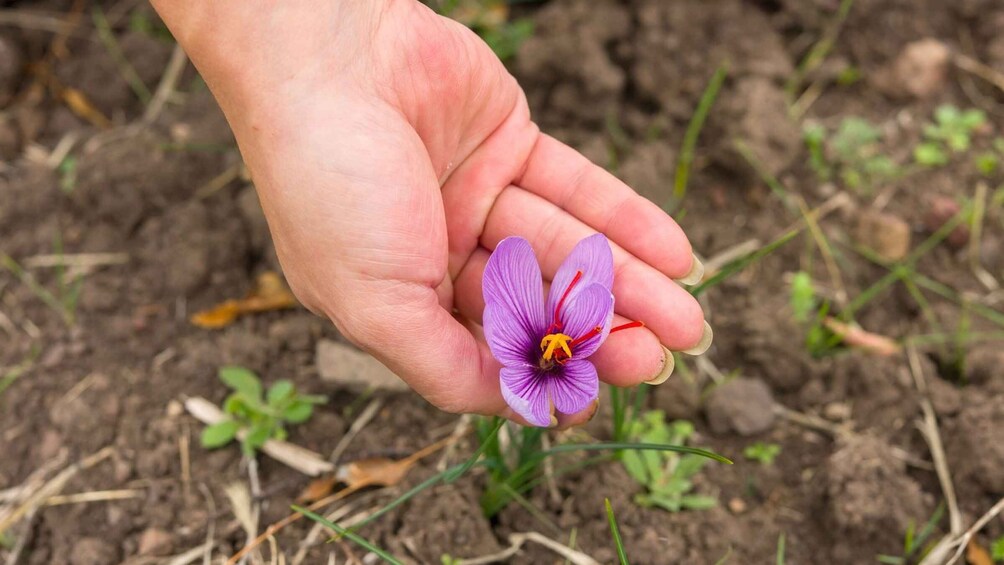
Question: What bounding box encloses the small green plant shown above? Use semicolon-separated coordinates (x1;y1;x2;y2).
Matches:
440;555;461;565
992;536;1004;562
58;155;78;194
914;105;988;166
803;118;898;193
200;366;326;456
622;413;717;512
789;271;838;357
876;503;944;564
474;417;546;517
432;0;533;61
743;442;781;466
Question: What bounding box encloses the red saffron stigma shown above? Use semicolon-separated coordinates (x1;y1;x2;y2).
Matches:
610;320;645;334
569;325;603;348
551;270;583;329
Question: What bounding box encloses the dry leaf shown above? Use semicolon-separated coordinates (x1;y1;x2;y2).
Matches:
296;475;338;504
823;317;901;356
335;458;413;489
191;271;297;328
60;87;111;129
966;539;993;565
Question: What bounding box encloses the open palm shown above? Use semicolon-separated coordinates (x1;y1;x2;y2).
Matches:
176;0;708;425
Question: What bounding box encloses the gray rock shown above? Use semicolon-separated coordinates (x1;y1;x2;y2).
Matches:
316;339;409;392
705;377;775;436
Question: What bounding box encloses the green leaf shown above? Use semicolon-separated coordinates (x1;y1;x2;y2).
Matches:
914;143;948;166
219;366;262;399
990;535;1004;561
200;420;239;448
680;494;718;509
976;152;999;176
282;401;314;423
267;379;295;406
244;423;272;451
622;450;649;485
790;271;816;323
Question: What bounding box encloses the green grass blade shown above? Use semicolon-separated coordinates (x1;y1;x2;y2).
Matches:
674;64;728;203
536;442;732;464
92;7;152;104
775;533;786;565
602;499;626;565
293;505;403;565
691;229;799;296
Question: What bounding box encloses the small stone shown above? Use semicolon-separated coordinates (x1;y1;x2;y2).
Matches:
728;497;747;514
877;39;950;99
855;210;911;262
137;527;175;556
823;402;852;422
71;537;119;565
316;339;409;392
165;399;184;418
38;430;63;460
705;377;776;436
923;196;969;250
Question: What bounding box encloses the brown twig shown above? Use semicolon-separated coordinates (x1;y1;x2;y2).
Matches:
225;436;456;565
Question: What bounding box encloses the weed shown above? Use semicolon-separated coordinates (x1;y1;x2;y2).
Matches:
622;413;718;512
802;117;898;193
776;533;787;565
58;156;78;194
875;503;944;564
992;536;1004;562
743;442;781;466
606;498;630;565
674;64;728;206
789;271;839;357
200;366;326;457
914;105;987;166
440;555;461;565
433;0;533;61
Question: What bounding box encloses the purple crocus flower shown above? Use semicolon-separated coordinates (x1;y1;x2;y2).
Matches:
482;234;642;427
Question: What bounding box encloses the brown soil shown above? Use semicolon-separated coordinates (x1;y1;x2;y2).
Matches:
2;1;1003;564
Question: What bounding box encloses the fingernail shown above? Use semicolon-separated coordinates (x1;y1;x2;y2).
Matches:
682;321;713;355
675;254;705;286
586;398;601;422
549;414;559;428
645;347;675;385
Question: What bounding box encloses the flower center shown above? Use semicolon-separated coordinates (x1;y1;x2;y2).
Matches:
540;333;573;361
538;269;646;367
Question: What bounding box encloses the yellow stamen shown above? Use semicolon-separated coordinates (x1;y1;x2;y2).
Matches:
540;333;573;361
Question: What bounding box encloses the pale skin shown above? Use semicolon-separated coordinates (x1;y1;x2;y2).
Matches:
150;0;709;427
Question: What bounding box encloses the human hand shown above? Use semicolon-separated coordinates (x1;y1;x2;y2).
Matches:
152;0;710;426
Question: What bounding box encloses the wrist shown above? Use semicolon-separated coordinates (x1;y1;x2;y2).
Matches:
149;0;398;113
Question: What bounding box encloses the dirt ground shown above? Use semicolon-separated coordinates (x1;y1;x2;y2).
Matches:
2;1;1003;564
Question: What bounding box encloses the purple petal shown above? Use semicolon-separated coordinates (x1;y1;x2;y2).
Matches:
483;303;535;367
562;283;615;358
483;237;547;354
549;359;599;416
546;234;614;326
500;366;551;427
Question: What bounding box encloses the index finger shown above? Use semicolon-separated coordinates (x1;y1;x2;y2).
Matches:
516;134;697;280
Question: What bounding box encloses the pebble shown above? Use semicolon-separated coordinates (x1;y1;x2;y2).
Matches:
855;210;911;262
888;39;950;98
70;538;119;565
137;527;175;556
705;377;776;436
316;339;409;392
